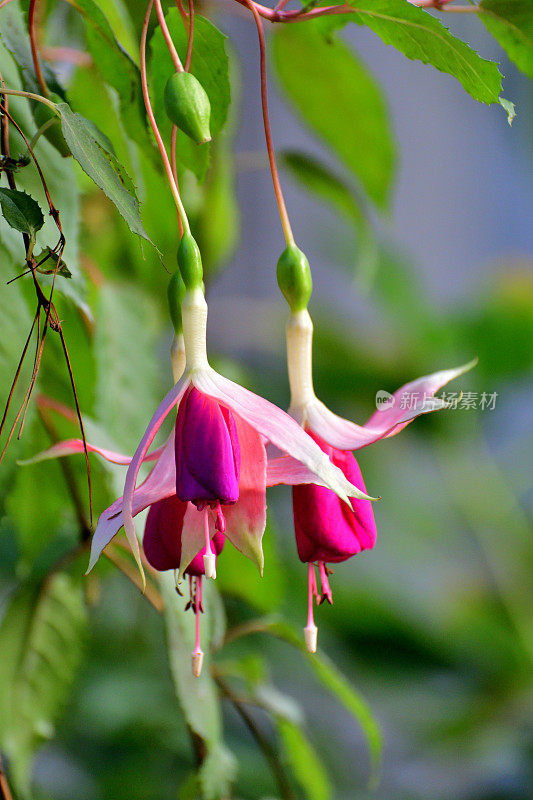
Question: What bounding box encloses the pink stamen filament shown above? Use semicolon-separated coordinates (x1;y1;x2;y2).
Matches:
204;507;213;556
307;562;317;629
318;561;332;604
214;501;226;533
194;577;202;651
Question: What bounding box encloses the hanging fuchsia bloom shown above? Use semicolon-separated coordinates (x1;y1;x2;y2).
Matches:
143;494;226;676
284;309;476;651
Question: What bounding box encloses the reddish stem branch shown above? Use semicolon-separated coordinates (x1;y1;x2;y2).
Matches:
239;0;294;244
28;0;49;96
184;0;195;72
154;0;184;72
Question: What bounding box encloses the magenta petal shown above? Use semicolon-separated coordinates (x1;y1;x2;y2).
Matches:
293;430;376;564
175;387;240;505
192;368;373;503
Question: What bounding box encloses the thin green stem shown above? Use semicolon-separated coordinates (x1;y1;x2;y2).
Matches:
0;87;56;110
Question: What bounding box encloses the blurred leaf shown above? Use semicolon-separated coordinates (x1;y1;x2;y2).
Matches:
280;150;377;280
0;2;65;96
217;517;284;612
193;140;239;278
0;572;87;796
93;281;164;453
249;619;382;781
338;0;503;106
159;573;237;799
0;188;44;237
271;20;396;208
73;0;150;147
255;684;303;725
480;0;533;80
56;103;152;244
150;11;231;181
277;718;331;800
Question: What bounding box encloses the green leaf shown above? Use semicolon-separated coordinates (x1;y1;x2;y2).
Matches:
248;619;382;783
340;0;503;105
35;247;72;278
480;0;533;81
0;573;87;796
73;0;150;148
159;573;236;800
277;718;332;800
55;102;152;244
271;20;396;208
150;11;231;181
0;188;44;236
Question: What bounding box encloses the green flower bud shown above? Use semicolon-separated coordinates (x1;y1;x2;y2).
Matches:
276;244;312;312
178;232;203;289
164;72;211;145
167;270;186;334
32;93;70;158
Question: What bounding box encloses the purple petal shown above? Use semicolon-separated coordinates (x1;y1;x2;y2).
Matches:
192;368;374;504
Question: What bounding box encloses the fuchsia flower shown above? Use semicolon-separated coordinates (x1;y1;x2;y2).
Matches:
25;290;375;672
285;309;476;651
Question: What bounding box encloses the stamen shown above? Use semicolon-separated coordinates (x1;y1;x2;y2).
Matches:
214;500;226;533
191;576;204;677
318;561;333;605
174;568;183;596
203;508;216;579
185;574;194;611
304;562;318;653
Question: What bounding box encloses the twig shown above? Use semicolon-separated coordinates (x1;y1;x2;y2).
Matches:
0;753;13;800
28;0;49;96
214;672;296;800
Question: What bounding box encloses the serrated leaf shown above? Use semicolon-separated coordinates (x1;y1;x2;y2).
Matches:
271;20;396;208
277;718;332;800
338;0;503;106
55;102;152;244
0;188;44;236
159;573;236;800
480;0;533;81
0;573;87;796
150;11;230;181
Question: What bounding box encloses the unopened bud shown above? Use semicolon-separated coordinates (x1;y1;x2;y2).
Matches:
277;244;312;312
178;232;203;290
164;72;211;145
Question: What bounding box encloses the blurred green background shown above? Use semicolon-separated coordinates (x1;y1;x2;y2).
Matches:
0;0;532;798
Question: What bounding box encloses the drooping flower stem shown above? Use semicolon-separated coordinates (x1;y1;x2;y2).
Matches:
154;0;184;72
140;0;190;234
305;562;318;653
240;0;295;246
184;0;195;72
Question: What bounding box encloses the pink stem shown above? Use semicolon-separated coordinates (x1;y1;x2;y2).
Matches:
194;576;202;651
307;562;316;629
154;0;183;72
184;0;195;72
140;0;189;231
204;508;213;556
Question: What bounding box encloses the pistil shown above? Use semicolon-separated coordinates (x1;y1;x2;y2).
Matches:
203;508;216;579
